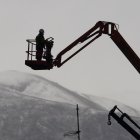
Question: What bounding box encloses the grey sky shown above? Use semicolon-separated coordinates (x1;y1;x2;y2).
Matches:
0;0;140;110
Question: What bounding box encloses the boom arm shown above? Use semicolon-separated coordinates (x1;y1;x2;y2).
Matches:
111;30;140;74
54;21;106;67
108;105;140;140
54;21;140;74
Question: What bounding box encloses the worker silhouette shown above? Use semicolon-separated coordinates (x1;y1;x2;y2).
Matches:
35;29;45;61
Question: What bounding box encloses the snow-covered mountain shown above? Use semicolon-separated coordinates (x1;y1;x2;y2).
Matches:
0;70;139;140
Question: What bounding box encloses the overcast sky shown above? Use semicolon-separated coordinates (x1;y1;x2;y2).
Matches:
0;0;140;110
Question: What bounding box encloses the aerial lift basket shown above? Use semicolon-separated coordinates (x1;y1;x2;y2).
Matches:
25;39;53;70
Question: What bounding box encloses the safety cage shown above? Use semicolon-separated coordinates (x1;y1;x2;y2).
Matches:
25;39;53;70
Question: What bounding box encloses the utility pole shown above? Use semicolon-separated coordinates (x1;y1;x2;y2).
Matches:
76;104;81;140
64;104;81;140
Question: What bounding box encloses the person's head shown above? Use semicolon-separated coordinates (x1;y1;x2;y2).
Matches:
39;29;44;35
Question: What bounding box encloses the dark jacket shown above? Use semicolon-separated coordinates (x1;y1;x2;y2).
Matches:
35;33;45;50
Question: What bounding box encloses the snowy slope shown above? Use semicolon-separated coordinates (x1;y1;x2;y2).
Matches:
0;89;137;140
0;70;139;140
0;70;139;115
0;71;105;112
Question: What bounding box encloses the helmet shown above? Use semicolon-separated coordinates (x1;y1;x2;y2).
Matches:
39;29;44;33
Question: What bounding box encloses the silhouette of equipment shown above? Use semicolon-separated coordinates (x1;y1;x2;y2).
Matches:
25;21;140;73
25;37;54;70
108;105;140;140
